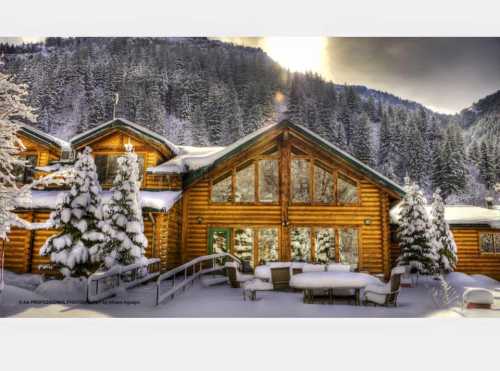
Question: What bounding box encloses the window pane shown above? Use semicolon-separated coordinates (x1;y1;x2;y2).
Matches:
94;155;108;183
258;228;279;264
315;228;336;263
338;175;358;203
106;155;120;184
339;228;358;269
314;165;334;203
290;227;311;262
496;234;500;253
211;230;229;254
291;158;310;202
258;159;279;203
235;163;255;202
137;155;145;181
234;228;254;267
480;233;495;253
211;173;232;202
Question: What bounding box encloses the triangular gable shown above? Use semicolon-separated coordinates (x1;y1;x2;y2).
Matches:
70;118;180;156
18;124;70;153
182;119;405;197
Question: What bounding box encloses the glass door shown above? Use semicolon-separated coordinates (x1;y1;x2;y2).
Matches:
208;227;232;255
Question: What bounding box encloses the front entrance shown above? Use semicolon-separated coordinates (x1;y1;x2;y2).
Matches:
208;227;231;255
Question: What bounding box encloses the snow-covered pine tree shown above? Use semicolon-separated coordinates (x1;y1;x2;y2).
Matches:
0;69;38;240
98;144;147;268
431;189;457;273
396;180;439;275
40;147;105;277
479;140;495;190
290;228;310;262
315;229;334;264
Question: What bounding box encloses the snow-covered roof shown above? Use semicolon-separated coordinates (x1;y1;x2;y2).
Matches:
15;190;182;213
19;124;71;152
151;119;405;196
147;145;225;174
70;118;180;155
390;204;500;228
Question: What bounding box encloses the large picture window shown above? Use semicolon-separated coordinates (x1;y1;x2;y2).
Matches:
314;164;334;203
258;228;279;264
290;227;312;262
479;233;500;254
233;228;254;266
258;159;279;203
211;172;232;202
234;163;255;202
315;228;336;263
338;175;359;204
339;227;359;268
291;159;310;203
95;153;145;184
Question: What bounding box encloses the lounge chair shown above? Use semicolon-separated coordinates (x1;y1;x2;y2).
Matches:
270;266;291;291
225;262;254;288
363;266;405;307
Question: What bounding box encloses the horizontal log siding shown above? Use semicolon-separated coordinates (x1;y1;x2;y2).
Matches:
390;227;500;280
167;200;182;269
182;179;388;275
3;212;32;273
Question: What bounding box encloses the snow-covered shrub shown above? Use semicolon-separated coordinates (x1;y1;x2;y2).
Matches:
431;189;458;273
396;180;439;275
40;147;105;277
97;144;147;268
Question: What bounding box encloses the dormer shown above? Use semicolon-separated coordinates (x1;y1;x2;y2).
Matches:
70;118;180;189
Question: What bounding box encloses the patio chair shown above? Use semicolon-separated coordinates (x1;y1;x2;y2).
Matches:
225;262;254;288
363;266;405;307
270;266;291;291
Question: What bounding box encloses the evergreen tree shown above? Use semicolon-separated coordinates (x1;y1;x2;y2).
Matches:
431;189;458;273
98;144;147;268
40;147;105;277
396;180;439;275
479;140;495;189
351;113;374;166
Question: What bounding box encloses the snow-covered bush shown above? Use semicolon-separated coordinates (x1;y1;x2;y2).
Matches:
396;180;439;275
40;147;105;277
431;189;458;273
97;144;147;268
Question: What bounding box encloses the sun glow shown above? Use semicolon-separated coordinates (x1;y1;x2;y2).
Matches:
263;37;327;74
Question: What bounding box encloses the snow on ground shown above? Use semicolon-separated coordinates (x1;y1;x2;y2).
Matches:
3;270;44;291
34;277;88;302
2;270;500;318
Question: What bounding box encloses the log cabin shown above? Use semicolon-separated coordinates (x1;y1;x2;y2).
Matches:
4;118;500;280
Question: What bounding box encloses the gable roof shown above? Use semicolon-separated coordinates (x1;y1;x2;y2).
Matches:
70;117;180;155
149;119;405;196
18;124;71;152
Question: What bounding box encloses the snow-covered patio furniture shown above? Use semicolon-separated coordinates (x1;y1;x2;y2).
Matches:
462;288;494;310
224;262;254;288
326;263;351;272
270;267;291;291
242;278;274;301
363;266;405;307
290;271;379;305
398;265;416;288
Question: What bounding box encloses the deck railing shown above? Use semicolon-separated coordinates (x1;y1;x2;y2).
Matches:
155;253;240;306
87;258;161;303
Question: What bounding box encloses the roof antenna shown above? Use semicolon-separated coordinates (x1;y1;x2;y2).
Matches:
113;93;119;120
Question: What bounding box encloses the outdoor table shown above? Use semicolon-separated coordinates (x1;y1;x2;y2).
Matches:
254;262;325;281
290;271;380;305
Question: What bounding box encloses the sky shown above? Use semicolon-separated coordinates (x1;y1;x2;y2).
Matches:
220;37;500;114
2;37;500;114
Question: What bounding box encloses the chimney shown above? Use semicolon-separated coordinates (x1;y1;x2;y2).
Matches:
485;196;494;209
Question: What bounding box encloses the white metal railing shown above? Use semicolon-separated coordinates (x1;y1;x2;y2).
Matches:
87;258;161;303
155;252;240;306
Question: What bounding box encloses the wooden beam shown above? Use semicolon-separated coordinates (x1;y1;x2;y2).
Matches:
380;192;391;279
280;130;290;261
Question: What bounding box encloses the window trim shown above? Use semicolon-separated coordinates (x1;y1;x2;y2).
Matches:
94;151;147;186
479;232;500;255
209;154;280;205
288;224;361;267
